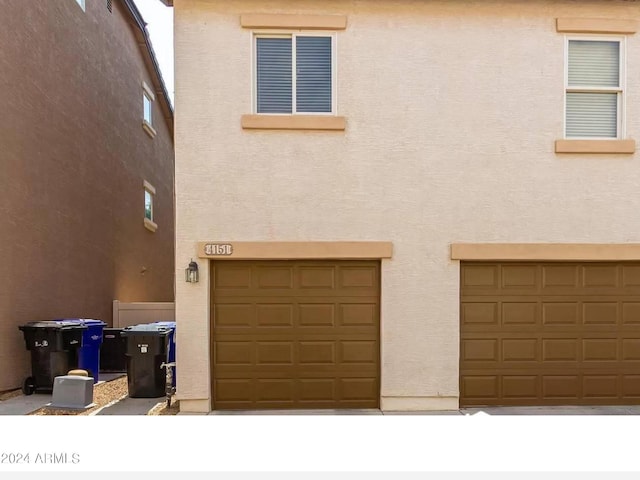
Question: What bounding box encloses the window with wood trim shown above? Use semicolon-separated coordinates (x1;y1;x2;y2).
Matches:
143;181;157;232
565;36;624;139
255;33;335;115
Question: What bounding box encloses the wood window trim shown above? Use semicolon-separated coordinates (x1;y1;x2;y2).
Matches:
556;18;638;35
142;120;157;138
143;180;156;195
241;114;345;131
241;14;347;30
555;139;635;154
142;81;156;101
144;217;158;233
451;243;640;261
144;181;156;231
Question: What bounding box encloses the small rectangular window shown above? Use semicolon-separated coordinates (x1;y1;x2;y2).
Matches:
255;33;335;115
565;37;624;139
143;93;153;125
144;189;153;221
143;181;157;232
142;82;156;138
75;0;86;11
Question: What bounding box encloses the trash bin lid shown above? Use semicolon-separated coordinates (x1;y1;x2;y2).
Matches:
150;321;176;330
19;320;88;330
121;324;172;336
54;318;106;326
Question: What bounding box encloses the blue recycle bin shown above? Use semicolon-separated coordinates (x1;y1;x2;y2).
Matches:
57;318;106;383
149;321;176;387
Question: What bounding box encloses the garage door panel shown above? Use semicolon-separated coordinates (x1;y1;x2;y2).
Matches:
340;378;378;400
461;302;499;326
502;339;538;362
215;379;253;402
339;266;378;289
501;264;538;289
622;265;640;286
542;375;580;399
214;265;253;289
461;261;640;406
582;302;619;325
462;265;499;289
622;303;640;324
216;331;377;341
299;341;336;364
299;266;336;289
256;342;294;365
299;303;336;326
461;376;499;399
215;304;254;327
299;379;336;401
542;339;579;362
257;266;294;289
212;260;380;410
622;339;640;360
542;264;579;289
502;302;538;326
462;339;498;362
542;302;579;326
341;304;377;326
340;340;378;364
582;264;619;288
622;376;640;397
256;304;295;327
583;375;618;398
502;375;538;399
256;379;295;401
216;341;253;365
582;339;618;362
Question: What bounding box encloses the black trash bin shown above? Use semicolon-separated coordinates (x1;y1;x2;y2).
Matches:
122;324;171;398
100;328;127;372
18;320;87;395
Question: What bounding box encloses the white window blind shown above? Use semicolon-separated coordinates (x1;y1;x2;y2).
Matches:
256;34;333;114
566;39;622;138
257;38;293;114
296;36;332;113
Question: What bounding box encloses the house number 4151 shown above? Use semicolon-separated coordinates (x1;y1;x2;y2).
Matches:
204;243;233;256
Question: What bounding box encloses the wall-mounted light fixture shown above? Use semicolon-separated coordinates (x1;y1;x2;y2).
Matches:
185;259;199;283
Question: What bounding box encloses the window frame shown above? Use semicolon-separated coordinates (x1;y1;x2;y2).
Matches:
143;181;157;232
143;92;153;126
252;31;337;116
142;81;157;138
564;34;626;140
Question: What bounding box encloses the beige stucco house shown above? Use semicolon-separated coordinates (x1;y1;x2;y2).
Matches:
165;0;640;413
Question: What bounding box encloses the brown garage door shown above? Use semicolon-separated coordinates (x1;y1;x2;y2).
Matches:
211;260;380;410
461;262;640;406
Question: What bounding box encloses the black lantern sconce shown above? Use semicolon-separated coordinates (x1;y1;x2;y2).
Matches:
185;259;199;283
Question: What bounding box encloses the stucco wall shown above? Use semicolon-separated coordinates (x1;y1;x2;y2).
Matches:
0;0;175;392
174;0;640;410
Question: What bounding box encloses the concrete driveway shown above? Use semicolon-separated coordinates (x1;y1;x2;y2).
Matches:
192;406;640;415
0;373;166;416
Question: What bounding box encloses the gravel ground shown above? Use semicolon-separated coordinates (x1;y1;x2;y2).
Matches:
0;389;22;401
26;376;179;416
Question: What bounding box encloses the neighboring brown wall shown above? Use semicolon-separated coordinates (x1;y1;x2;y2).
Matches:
0;0;175;391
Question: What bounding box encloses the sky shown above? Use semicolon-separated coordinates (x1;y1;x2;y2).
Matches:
133;0;174;105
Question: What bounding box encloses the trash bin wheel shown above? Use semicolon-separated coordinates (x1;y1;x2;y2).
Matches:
22;377;36;396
